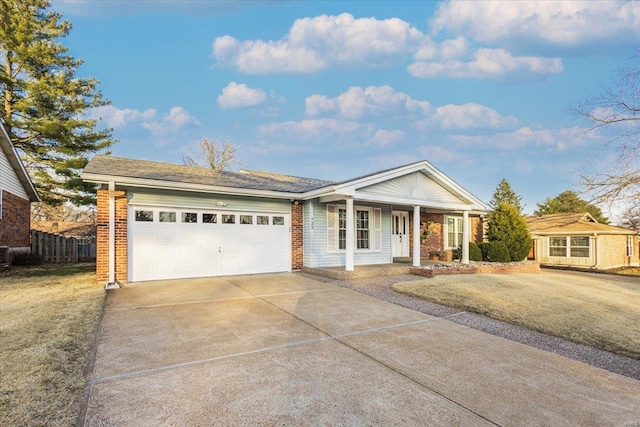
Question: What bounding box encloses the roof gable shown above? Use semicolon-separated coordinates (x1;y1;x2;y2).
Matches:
0;120;39;202
358;171;465;205
526;213;637;235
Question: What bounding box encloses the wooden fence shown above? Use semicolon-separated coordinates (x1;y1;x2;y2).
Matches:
30;230;96;263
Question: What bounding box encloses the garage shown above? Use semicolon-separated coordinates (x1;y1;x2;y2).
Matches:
129;205;291;282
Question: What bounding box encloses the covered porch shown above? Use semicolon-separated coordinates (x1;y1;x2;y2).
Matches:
301;259;455;280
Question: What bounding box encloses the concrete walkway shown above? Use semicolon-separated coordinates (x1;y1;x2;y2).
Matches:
82;273;640;426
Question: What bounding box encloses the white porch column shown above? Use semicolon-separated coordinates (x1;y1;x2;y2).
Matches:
413;205;421;267
345;198;355;271
108;180;116;284
461;210;470;264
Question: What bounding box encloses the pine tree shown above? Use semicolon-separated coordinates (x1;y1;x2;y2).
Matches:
534;190;609;224
488;178;523;213
487;202;531;262
1;0;114;205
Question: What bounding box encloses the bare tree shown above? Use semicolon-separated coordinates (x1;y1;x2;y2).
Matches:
31;202;96;223
182;137;240;171
620;201;640;231
573;49;639;205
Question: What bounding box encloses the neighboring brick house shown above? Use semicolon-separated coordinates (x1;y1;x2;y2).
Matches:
526;213;640;269
0;121;40;255
82;155;487;286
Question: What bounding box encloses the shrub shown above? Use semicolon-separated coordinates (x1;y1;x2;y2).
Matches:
11;252;43;266
469;242;483;261
482;241;511;263
487;202;532;261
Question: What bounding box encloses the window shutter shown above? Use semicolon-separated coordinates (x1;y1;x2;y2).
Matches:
374;208;382;251
327;205;336;253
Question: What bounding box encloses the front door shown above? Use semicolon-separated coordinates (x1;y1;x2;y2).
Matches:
392;211;409;257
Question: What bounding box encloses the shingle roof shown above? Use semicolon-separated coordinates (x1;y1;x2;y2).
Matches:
526;213;636;234
83;155;334;193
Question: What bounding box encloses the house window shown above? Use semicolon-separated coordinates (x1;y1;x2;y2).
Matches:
628;236;635;257
445;216;464;248
327;205;379;252
549;236;590;258
338;209;347;250
356;210;370;249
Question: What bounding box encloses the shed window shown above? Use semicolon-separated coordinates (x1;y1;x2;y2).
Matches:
628;236;635;257
549;236;590;258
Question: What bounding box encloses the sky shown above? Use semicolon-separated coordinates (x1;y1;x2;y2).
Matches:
52;0;639;217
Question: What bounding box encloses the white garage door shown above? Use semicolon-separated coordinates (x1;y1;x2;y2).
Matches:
129;206;291;282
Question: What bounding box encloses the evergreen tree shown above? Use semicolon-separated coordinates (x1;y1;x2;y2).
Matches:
487;202;531;262
534;190;609;224
1;0;114;205
488;178;523;213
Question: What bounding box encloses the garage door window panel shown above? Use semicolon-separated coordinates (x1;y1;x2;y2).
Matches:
240;215;253;224
159;211;176;223
135;210;154;222
182;212;198;223
273;216;284;225
257;215;269;225
222;214;235;224
202;213;217;224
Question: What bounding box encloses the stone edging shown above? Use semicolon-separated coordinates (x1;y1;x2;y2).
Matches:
410;263;541;278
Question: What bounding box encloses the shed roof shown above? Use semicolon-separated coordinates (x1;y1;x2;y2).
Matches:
526;213;637;235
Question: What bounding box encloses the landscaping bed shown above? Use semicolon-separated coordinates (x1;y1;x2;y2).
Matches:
411;261;540;278
0;263;104;427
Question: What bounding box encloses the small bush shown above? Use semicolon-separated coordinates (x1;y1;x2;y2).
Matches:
11;252;43;266
482;241;511;263
469;242;483;261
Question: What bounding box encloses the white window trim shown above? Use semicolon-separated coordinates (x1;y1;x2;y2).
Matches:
444;215;465;249
548;236;591;258
327;204;381;254
0;189;3;219
627;236;635;257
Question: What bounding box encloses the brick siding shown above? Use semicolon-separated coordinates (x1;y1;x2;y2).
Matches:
291;202;303;270
96;188;128;284
0;190;31;247
414;212;484;262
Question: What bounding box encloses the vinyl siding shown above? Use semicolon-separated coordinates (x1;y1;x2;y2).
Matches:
126;188;291;213
0;147;29;200
358;172;464;205
303;199;392;267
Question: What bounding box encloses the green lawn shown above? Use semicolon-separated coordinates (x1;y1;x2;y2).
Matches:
0;264;104;427
393;272;640;359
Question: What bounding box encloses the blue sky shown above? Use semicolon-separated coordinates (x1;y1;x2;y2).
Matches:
54;0;639;216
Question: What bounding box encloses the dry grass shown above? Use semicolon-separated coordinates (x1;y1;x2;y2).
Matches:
0;264;104;427
610;267;640;277
392;272;640;359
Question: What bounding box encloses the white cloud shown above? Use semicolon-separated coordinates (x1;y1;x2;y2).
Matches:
431;0;640;48
88;105;156;128
368;130;405;148
259;118;372;141
417;145;460;162
212;13;427;74
414;103;519;131
217;82;267;109
305;85;430;119
409;47;563;80
142;106;200;137
451;126;599;150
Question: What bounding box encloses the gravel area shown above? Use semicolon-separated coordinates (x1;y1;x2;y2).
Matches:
301;272;640;381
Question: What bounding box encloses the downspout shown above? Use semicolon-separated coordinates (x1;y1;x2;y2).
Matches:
593;233;598;269
105;180;120;289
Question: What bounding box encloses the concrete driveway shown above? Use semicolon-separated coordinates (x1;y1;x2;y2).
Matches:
82;273;639;426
